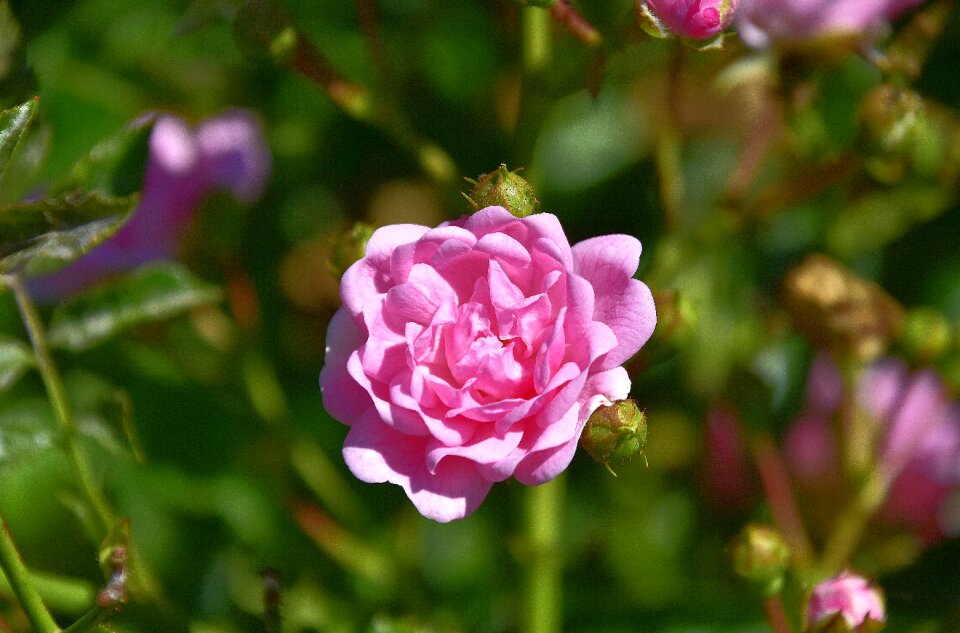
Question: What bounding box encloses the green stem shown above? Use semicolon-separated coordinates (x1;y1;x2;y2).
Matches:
819;466;891;575
0;518;60;633
3;274;114;538
60;606;111;633
289;32;458;186
522;6;552;75
523;476;564;633
513;5;553;171
656;43;686;230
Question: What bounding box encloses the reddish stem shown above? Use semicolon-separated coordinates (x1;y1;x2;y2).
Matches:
550;0;602;47
763;593;794;633
752;434;815;573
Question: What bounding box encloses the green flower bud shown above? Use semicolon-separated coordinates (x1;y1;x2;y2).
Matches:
328;222;374;278
463;164;540;219
901;306;952;364
580;399;648;476
729;524;790;596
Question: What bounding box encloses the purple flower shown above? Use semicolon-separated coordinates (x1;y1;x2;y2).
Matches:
642;0;739;40
736;0;923;48
30;110;270;300
807;571;885;632
320;207;656;522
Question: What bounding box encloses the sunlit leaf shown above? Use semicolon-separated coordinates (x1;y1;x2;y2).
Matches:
0;96;37;178
47;262;223;351
0;192;137;276
0;336;34;391
0;397;58;468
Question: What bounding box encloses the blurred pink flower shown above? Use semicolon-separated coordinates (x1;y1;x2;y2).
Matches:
784;353;960;543
642;0;739;40
807;571;885;631
701;406;756;514
320;206;656;522
31;110;270;300
736;0;923;48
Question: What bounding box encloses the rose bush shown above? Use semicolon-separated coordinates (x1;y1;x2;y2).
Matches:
736;0;923;48
320;206;656;522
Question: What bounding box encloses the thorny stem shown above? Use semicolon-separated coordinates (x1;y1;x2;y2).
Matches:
289;27;458;186
523;476;565;633
0;519;59;633
752;434;815;574
3;274;115;539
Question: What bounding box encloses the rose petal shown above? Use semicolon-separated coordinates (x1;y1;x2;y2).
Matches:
572;235;656;371
341;224;430;319
343;413;493;522
319;309;373;424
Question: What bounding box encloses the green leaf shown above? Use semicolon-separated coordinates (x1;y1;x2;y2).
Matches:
51;117;155;198
826;185;953;257
0;192;137;276
0;336;34;391
0;397;58;468
47;263;223;351
0;96;37;178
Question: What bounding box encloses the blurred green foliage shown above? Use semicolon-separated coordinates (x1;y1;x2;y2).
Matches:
0;0;959;632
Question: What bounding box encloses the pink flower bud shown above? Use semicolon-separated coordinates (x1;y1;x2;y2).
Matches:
641;0;738;40
806;572;885;632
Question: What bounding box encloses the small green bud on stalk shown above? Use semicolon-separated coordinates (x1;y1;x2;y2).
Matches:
901;306;952;364
328;222;374;278
464;164;540;219
580;399;648;476
729;524;790;596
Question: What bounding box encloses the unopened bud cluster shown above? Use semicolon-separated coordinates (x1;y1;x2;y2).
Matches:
783;254;904;361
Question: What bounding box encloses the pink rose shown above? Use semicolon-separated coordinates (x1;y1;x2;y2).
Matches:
736;0;923;48
807;571;885;631
642;0;739;40
320;206;656;522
